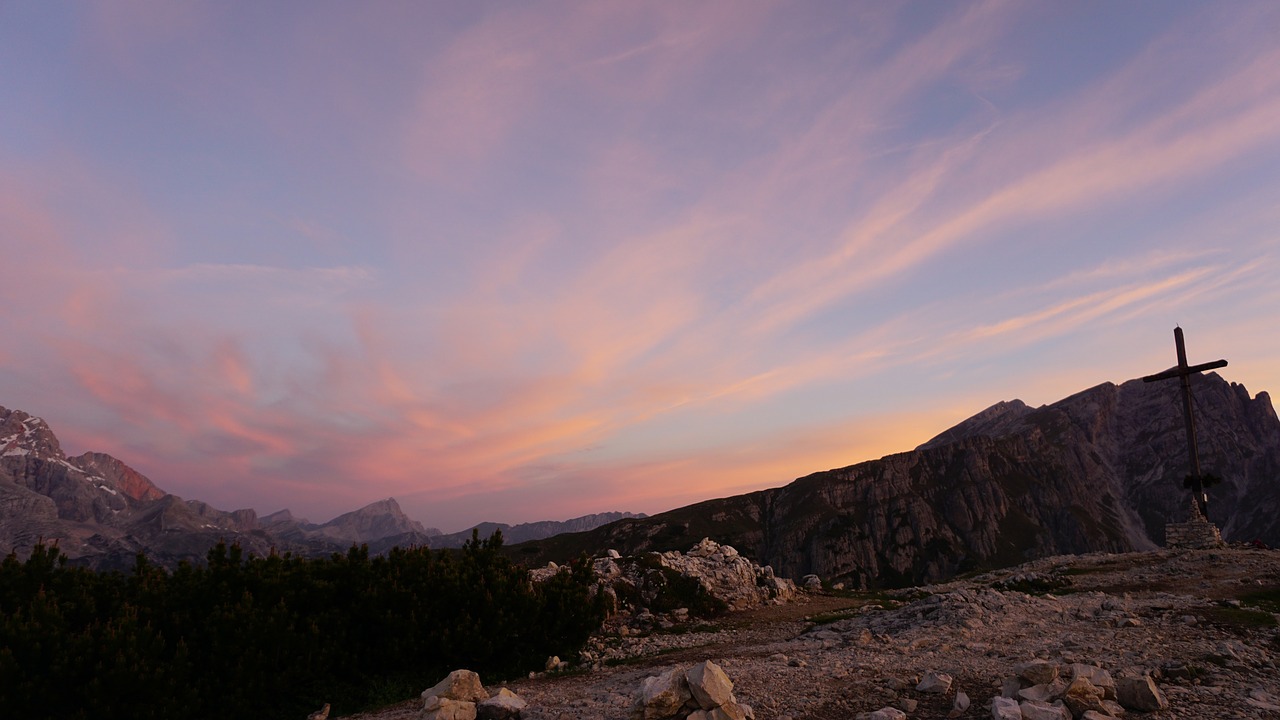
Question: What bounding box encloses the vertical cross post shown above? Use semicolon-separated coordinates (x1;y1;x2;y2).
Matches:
1142;327;1227;519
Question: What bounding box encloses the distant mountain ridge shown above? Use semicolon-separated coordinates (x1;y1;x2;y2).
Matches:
6;372;1276;582
511;373;1280;587
428;512;647;548
0;406;628;569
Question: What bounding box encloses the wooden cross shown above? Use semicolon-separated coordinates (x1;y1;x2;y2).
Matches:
1141;326;1227;519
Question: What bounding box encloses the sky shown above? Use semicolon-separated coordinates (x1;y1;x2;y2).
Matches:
2;1;1278;532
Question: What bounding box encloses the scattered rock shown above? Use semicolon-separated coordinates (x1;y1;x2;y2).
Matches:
1017;699;1070;720
633;661;752;720
423;670;488;705
991;696;1022;720
916;670;953;694
1117;675;1169;711
632;668;692;720
422;696;478;720
421;671;527;720
477;689;527;720
1015;661;1059;686
856;708;906;720
686;661;734;710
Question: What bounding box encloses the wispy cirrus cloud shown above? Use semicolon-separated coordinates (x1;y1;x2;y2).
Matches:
3;3;1279;529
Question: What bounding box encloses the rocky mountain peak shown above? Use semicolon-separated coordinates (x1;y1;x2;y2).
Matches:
67;452;166;502
916;398;1035;450
314;497;430;544
1;406;64;460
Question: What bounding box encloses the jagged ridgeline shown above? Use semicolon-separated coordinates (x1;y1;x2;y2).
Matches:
511;374;1280;587
0;533;607;720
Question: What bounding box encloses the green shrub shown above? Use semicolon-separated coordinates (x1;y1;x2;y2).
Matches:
0;533;606;720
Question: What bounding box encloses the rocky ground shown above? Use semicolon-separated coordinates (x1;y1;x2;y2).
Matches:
343;546;1280;720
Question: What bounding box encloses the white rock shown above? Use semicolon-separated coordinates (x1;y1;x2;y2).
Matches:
422;696;477;720
632;667;693;720
477;689;527;720
423;670;488;704
1019;699;1071;720
686;660;735;711
916;671;953;694
991;696;1022;720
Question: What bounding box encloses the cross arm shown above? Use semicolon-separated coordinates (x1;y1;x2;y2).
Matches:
1142;358;1228;383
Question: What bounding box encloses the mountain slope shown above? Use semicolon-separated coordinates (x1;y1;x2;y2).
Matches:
512;374;1279;587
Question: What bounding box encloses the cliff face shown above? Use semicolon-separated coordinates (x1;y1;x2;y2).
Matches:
521;374;1279;587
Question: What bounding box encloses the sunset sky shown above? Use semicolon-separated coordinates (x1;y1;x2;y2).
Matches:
2;2;1278;532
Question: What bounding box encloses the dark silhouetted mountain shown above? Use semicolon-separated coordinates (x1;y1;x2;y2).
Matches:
429;512;647;548
510;374;1279;588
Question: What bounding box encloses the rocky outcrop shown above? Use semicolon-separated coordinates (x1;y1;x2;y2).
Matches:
516;374;1280;587
631;661;753;720
420;670;527;720
553;538;796;628
642;538;797;611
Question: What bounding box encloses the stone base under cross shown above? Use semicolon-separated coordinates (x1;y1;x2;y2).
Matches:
1164;496;1225;549
1164;519;1225;549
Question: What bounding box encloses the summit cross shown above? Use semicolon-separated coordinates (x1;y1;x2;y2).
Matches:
1141;326;1227;519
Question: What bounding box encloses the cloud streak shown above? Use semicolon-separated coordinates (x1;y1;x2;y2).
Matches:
2;3;1278;529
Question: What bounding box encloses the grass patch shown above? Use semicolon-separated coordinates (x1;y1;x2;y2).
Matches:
1238;587;1280;614
1200;606;1278;629
1059;564;1120;576
604;645;703;667
653;622;722;636
807;608;863;625
806;592;902;624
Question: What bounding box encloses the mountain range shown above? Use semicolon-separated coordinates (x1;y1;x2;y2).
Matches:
509;373;1279;587
0;407;633;569
4;372;1276;582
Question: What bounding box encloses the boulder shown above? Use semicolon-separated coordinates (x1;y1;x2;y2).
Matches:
1062;676;1107;717
1067;663;1116;700
991;696;1022;720
423;670;488;704
686;661;735;710
916;671;953;694
1018;679;1066;703
632;668;693;720
1015;661;1059;686
1117;675;1169;711
422;696;478;720
708;704;747;720
477;688;527;720
1018;699;1071;720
